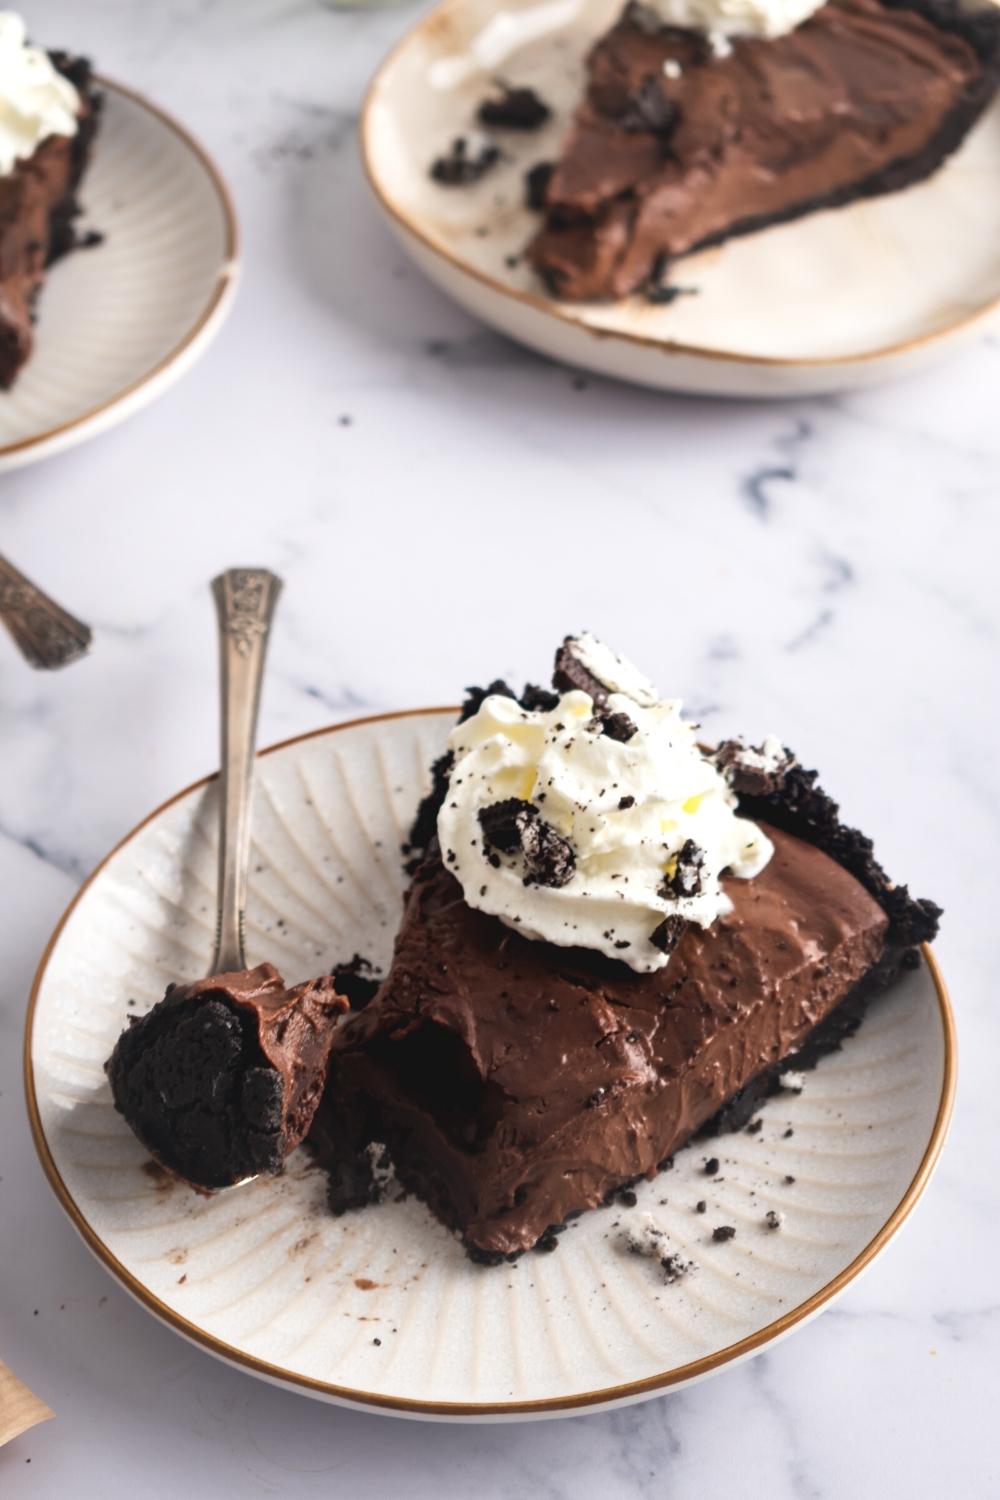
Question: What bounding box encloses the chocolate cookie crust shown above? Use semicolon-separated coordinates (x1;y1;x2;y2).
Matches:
107;964;347;1189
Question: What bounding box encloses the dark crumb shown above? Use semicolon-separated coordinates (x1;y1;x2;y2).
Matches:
430;135;500;186
524;160;554;210
651;914;686;954
618;795;635;810
478;798;575;888
586;1086;607;1107
535;1229;560;1252
77;228;104;249
616;1188;638;1208
695;1200;707;1213
373;1337;382;1346
765;1210;784;1230
703;1157;720;1176
660;1252;693;1284
478;84;551;130
519;682;560;713
712;1225;737;1243
504;254;521;269
331;954;383;1010
746;1118;763;1135
783;1127;794;1138
645;281;698;305
784;1175;796;1184
596;708;637;743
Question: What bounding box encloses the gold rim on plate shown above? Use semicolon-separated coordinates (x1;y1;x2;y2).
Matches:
23;709;957;1418
359;0;1000;371
0;75;240;464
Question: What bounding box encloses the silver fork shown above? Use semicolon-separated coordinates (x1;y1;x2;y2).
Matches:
208;567;283;974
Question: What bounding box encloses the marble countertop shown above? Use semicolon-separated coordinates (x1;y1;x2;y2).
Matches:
2;0;998;1494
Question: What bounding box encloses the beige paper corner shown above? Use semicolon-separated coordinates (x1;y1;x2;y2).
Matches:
0;1361;54;1448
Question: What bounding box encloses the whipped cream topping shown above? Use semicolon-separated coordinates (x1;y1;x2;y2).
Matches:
642;0;826;44
0;12;79;178
437;643;774;973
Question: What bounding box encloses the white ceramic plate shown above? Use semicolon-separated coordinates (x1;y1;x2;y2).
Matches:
362;0;1000;397
0;78;238;473
26;711;954;1421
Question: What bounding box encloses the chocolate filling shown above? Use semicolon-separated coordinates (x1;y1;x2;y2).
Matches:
0;53;102;388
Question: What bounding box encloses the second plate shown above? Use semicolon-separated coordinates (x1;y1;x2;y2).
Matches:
0;77;238;473
362;0;1000;397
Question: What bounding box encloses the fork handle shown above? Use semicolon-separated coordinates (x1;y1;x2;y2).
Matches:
0;554;92;670
209;568;283;973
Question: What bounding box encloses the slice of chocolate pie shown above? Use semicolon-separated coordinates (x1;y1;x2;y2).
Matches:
310;636;940;1261
528;0;1000;300
0;15;102;387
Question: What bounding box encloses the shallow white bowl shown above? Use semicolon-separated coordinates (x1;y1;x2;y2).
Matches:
362;0;1000;397
0;78;238;472
26;711;955;1421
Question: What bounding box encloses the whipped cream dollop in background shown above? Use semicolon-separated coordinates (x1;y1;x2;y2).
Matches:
642;0;826;46
437;642;774;973
0;12;80;178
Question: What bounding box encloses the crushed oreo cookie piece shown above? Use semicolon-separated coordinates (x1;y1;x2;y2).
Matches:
712;1225;737;1243
619;74;678;142
519;682;560;713
327;1140;398;1214
764;1209;784;1230
620;1217;696;1283
618;795;635;810
714;737;794;798
525;159;554;210
650;914;686;954
331;954;383;1011
553;635;613;704
594;707;638;743
662;839;705;900
703;1157;720;1176
430;134;500;186
695;1199;707;1214
478;798;576;887
478;85;551;130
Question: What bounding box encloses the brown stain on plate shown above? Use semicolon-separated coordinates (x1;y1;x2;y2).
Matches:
354;1278;379;1291
141;1160;174;1192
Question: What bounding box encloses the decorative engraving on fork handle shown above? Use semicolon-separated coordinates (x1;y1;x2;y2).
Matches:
0;555;92;670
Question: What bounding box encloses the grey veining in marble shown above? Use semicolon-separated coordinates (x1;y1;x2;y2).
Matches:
1;1;998;1496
